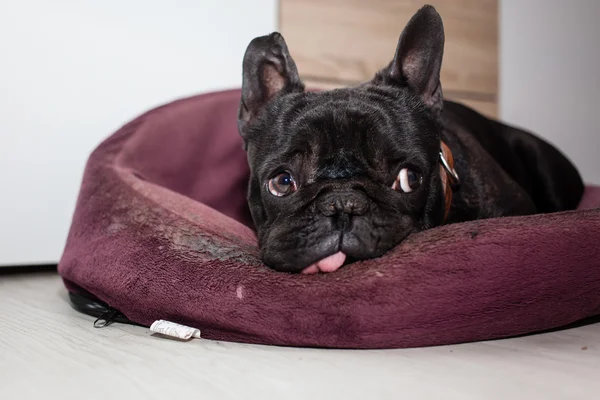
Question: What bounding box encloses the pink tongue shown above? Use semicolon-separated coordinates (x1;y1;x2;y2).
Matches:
302;252;347;274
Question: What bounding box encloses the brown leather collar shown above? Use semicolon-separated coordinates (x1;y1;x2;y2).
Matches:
439;141;460;223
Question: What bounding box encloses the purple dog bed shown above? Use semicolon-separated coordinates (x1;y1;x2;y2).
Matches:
59;89;600;349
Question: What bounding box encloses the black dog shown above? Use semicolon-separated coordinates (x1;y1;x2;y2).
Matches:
237;5;584;274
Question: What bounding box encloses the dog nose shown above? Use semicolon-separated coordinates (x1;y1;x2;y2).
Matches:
317;191;369;217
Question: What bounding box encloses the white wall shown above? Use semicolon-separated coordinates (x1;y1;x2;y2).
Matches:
0;0;276;265
500;0;600;184
2;0;597;266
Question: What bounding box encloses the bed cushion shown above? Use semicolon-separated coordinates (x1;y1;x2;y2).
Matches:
58;89;600;348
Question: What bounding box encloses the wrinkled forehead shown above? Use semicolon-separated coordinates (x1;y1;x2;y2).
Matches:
252;88;436;179
273;92;395;153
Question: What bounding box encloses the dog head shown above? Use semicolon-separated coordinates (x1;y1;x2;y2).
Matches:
238;5;448;273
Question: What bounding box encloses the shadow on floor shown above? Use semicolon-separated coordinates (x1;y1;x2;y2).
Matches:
0;264;58;275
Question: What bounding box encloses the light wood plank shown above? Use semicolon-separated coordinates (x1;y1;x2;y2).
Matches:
280;0;498;96
1;272;599;399
302;79;498;118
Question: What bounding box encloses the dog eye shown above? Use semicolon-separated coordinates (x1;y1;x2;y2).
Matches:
267;172;297;197
392;168;422;193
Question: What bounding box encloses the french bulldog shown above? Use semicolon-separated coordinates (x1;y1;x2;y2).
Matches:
237;5;584;274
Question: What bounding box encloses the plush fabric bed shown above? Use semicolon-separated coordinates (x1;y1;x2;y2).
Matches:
58;89;600;349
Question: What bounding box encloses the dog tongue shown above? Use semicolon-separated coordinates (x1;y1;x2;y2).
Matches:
302;251;347;274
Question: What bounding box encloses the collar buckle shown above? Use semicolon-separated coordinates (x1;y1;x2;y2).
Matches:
439;148;460;191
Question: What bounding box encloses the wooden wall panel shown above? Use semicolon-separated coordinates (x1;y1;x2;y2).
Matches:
303;79;498;118
280;0;498;117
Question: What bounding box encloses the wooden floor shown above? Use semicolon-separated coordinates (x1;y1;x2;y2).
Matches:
1;271;599;399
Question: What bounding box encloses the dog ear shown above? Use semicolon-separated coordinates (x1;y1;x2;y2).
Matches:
374;5;445;116
238;32;304;139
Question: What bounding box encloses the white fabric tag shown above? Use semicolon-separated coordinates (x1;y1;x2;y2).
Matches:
150;320;201;340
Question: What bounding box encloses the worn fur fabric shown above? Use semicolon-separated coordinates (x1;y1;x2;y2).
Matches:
59;89;600;349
